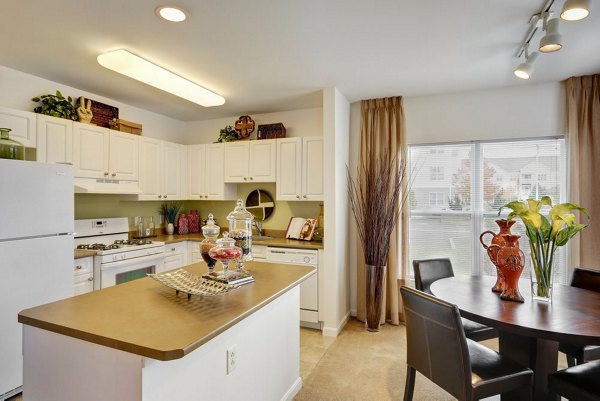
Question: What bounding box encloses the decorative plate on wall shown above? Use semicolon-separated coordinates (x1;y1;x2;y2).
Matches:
245;189;274;221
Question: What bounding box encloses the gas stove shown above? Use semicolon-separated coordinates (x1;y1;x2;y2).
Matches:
75;218;166;290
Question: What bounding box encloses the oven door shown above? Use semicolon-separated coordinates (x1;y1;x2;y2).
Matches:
99;253;165;289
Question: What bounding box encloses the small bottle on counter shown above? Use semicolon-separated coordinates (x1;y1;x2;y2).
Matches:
200;213;220;274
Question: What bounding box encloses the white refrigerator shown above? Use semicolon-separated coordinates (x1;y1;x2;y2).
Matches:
0;159;74;398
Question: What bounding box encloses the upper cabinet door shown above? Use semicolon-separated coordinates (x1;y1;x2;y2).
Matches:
162;141;184;200
188;144;206;200
108;130;139;181
139;137;162;201
302;137;324;201
276;138;302;200
36;115;73;164
73;123;109;179
0;106;37;147
249;139;276;182
205;143;236;200
223;142;250;183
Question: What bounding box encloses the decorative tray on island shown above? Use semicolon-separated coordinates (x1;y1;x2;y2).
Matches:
148;269;239;299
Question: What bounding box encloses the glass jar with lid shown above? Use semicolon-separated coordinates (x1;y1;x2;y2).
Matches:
200;213;220;274
227;199;254;271
208;232;242;278
0;128;25;160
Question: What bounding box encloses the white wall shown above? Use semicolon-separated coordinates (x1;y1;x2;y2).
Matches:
348;81;566;314
322;88;350;336
0;65;186;141
182;108;323;145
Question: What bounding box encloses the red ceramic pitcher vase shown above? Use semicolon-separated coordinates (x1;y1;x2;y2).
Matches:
480;219;518;293
488;234;525;303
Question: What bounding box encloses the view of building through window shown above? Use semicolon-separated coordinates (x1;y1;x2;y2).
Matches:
408;138;566;282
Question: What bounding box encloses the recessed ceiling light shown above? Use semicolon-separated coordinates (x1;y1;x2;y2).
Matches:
97;49;225;107
156;6;188;22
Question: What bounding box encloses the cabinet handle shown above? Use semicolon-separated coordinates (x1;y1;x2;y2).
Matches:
111;173;116;177
87;277;93;281
205;195;209;198
171;247;176;251
164;195;168;199
75;265;82;270
158;195;162;199
250;177;254;181
303;195;307;199
296;195;300;199
103;172;109;176
243;177;247;181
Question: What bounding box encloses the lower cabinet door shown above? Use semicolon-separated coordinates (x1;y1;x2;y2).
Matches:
74;275;94;295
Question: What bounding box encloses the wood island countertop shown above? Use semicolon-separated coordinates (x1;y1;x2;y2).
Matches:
19;262;315;361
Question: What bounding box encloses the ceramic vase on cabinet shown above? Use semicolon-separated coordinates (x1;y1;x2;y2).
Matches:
488;234;525;302
166;223;174;235
480;219;518;293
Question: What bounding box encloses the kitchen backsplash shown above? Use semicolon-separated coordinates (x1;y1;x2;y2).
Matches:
74;183;321;233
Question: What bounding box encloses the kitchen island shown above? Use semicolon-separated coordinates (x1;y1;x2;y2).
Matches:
18;261;314;401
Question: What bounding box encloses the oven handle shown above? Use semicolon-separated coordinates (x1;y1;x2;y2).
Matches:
100;253;164;269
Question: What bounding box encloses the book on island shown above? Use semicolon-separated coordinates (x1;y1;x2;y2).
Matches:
285;217;317;241
202;270;255;286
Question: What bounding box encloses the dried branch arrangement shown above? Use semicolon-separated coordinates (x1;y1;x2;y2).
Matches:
347;148;409;267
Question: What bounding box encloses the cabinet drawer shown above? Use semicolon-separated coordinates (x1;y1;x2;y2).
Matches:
164;242;185;256
73;257;93;276
74;275;94;296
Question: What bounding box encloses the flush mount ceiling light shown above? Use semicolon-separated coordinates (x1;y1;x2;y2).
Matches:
539;17;563;52
561;0;591;21
97;49;225;107
514;45;539;80
155;6;188;22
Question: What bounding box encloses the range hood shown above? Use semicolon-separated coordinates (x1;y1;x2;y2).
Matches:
74;177;142;194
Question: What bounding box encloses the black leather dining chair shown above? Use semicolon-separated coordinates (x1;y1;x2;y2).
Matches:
412;258;498;342
400;286;533;401
549;359;600;401
559;267;600;366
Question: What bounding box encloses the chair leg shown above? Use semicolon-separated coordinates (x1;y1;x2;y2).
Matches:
566;355;576;367
404;366;416;401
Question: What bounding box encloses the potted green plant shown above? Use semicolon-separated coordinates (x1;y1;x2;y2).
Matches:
499;196;589;302
217;125;238;142
159;201;183;235
31;90;78;121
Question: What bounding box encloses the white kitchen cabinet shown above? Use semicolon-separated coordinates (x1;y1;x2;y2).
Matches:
276;137;323;201
187;241;202;265
164;242;187;271
139;138;187;201
188;143;236;200
0;106;37;147
224;139;276;183
73;257;94;296
73;123;139;180
36;114;73;164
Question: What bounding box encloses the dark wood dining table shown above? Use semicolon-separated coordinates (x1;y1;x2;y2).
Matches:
431;276;600;401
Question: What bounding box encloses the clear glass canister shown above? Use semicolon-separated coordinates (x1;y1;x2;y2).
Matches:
0;128;25;160
208;232;242;278
227;199;254;270
200;213;220;274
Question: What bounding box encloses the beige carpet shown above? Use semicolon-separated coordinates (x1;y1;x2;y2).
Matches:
296;318;568;401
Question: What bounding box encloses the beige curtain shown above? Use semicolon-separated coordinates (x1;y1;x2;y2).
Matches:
565;75;600;270
356;96;409;325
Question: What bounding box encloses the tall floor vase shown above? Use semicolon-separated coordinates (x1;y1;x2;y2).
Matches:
365;264;387;332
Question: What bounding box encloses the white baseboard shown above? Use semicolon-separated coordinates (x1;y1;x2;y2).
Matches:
281;377;303;401
322;311;350;337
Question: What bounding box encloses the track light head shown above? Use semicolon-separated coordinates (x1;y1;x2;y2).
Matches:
514;52;539;80
561;0;591;21
539;18;563;52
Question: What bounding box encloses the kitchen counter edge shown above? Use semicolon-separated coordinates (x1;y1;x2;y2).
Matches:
155;233;324;249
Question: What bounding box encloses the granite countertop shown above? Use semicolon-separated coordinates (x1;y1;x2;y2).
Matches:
154;233;324;250
19;262;315;361
74;250;97;259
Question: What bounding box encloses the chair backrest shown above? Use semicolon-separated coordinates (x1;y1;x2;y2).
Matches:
412;258;454;294
570;267;600;293
400;286;472;400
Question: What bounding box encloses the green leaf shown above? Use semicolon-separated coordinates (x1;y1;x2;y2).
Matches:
31;97;40;102
555;224;588;246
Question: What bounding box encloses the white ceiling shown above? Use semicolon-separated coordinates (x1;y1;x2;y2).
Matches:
2;1;599;121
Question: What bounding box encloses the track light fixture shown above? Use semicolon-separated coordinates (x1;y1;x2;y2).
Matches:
561;0;591;21
539;16;563;52
514;45;539;80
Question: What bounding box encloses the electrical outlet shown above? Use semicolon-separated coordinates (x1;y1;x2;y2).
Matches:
226;345;237;374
